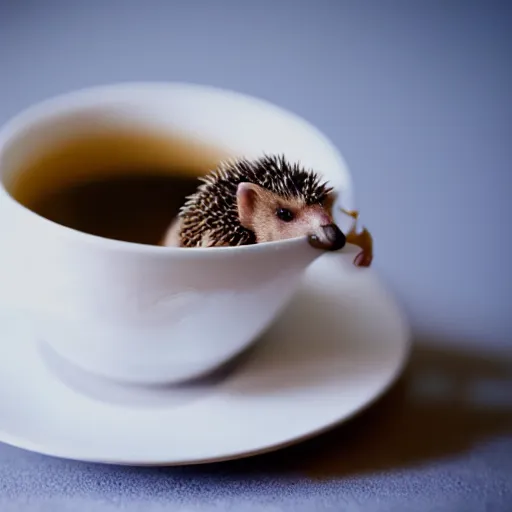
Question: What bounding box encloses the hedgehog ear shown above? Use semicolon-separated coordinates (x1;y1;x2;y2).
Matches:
236;182;264;230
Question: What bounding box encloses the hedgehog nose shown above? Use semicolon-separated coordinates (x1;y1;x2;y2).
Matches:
308;224;346;251
323;224;346;251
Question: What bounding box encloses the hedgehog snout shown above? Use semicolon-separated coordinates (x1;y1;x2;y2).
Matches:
308;223;346;251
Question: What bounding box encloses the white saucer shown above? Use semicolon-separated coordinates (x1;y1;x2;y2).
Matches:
0;254;410;466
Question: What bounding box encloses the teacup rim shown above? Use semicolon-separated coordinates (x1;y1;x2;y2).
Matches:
0;185;317;258
0;81;354;259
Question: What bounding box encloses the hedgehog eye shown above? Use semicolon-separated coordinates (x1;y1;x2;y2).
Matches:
276;208;294;222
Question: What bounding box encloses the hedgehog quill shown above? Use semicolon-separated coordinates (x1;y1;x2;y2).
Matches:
162;154;372;266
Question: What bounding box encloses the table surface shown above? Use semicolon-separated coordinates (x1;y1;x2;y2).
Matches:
1;1;511;511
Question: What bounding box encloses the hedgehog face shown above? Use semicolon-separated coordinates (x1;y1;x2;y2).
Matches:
173;154;349;251
237;182;346;251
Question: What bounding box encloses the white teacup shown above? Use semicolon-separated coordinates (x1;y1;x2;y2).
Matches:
0;82;360;386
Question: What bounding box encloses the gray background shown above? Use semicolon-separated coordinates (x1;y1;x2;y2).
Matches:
0;1;511;511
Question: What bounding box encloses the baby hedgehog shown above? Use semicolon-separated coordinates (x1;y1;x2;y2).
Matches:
162;154;347;252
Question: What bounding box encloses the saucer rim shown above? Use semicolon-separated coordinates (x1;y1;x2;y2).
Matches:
0;270;411;466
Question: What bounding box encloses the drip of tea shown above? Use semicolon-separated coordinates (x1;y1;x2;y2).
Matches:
339;207;374;267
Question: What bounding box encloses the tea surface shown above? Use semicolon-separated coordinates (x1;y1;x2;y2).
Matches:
8;130;228;244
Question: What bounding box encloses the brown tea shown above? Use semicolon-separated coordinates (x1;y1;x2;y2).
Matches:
8;130;229;245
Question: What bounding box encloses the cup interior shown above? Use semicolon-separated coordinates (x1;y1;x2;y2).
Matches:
0;82;355;246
